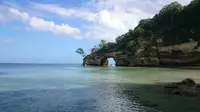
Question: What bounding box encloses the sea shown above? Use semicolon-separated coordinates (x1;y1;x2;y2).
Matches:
0;63;200;112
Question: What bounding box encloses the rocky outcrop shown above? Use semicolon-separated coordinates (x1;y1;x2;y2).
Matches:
83;52;159;67
83;54;101;66
83;43;200;67
159;48;200;66
164;78;200;96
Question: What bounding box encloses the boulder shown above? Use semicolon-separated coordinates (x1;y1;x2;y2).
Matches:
180;78;196;86
164;78;197;96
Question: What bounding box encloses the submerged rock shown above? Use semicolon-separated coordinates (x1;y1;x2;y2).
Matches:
164;78;197;96
197;41;200;46
141;101;158;107
197;84;200;88
164;82;180;89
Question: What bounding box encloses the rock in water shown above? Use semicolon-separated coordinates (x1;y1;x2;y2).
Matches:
164;82;180;89
164;78;197;96
180;78;196;86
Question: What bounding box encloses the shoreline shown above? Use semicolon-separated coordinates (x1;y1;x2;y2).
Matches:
84;64;200;70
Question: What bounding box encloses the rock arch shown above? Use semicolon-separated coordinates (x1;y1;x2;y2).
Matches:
83;52;120;66
100;56;116;66
83;51;160;67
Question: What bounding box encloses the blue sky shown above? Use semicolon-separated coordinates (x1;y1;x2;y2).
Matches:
0;0;191;63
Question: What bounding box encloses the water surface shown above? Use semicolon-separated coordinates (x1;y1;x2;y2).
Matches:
0;63;200;112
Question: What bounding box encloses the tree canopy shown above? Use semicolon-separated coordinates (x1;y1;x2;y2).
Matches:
75;48;86;57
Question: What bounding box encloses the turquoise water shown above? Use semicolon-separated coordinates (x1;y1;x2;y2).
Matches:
0;63;200;112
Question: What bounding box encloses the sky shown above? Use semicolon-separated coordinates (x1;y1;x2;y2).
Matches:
0;0;192;63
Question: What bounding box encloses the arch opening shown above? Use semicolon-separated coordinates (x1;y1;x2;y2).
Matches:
108;58;116;67
100;57;116;67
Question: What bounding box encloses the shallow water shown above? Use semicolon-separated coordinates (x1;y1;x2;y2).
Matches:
0;63;200;112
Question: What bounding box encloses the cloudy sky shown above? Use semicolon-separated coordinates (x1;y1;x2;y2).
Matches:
0;0;192;63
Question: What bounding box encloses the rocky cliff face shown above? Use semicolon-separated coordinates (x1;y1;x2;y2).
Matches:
83;52;159;67
83;43;200;67
159;49;200;66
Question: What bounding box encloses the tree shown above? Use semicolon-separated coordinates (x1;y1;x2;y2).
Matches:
156;2;183;24
98;40;107;49
133;27;145;38
126;40;137;53
75;48;86;57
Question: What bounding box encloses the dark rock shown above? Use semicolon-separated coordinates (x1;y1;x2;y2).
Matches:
83;52;159;66
197;41;200;46
164;82;179;89
194;46;199;49
172;89;182;95
164;78;197;96
142;101;158;107
196;84;200;88
182;89;197;96
171;49;184;56
180;78;196;86
83;44;200;66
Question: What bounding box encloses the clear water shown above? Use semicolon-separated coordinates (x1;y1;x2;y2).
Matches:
0;63;200;112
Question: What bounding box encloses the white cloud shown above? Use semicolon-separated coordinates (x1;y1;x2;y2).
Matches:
97;10;126;30
83;7;152;41
31;2;97;22
7;8;80;37
1;0;193;41
31;1;153;41
32;0;192;41
83;0;155;41
9;8;29;21
157;0;192;6
85;0;192;41
29;17;80;36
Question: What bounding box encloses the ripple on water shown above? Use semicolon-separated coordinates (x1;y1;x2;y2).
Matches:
2;64;199;112
0;83;158;112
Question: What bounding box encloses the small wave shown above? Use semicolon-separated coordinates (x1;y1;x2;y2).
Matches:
0;85;89;93
42;85;89;90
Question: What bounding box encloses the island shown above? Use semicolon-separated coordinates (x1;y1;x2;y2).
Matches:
82;1;200;67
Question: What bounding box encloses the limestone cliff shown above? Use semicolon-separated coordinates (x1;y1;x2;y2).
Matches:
83;52;159;67
83;43;200;67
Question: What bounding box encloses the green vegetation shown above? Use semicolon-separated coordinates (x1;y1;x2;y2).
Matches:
75;48;86;57
92;0;200;56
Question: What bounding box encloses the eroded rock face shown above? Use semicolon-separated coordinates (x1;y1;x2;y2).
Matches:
83;55;101;66
83;52;159;67
83;44;200;67
129;58;159;66
159;49;200;66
